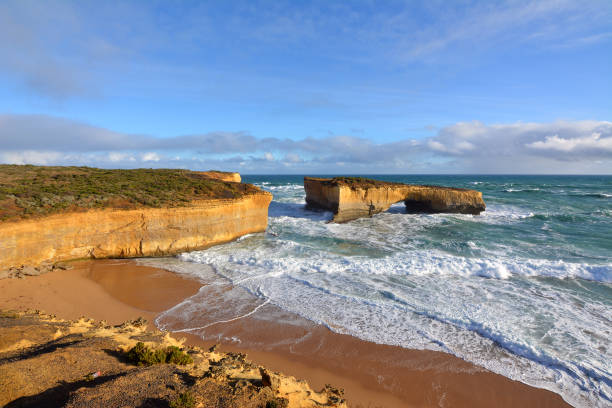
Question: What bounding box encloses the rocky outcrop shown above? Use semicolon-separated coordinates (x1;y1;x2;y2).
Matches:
0;310;346;407
304;177;485;223
199;170;241;183
0;192;272;272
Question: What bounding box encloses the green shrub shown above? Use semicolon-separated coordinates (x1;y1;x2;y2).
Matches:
166;345;193;365
125;342;193;366
169;392;196;408
265;398;288;408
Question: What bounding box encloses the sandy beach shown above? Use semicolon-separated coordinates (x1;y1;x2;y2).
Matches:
0;259;570;407
2;1;610;405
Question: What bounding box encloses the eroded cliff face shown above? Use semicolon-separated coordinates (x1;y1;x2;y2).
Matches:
304;177;485;223
198;171;242;183
0;192;272;271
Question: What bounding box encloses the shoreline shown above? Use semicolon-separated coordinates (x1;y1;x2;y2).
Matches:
0;259;571;407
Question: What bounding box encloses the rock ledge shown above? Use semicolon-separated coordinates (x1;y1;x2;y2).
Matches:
0;310;346;407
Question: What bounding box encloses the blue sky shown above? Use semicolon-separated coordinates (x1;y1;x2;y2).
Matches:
0;0;611;173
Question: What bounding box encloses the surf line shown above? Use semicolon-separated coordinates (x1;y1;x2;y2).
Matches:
172;298;272;334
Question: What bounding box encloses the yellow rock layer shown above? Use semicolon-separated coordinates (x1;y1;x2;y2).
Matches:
304;177;485;223
0;192;271;270
198;170;242;183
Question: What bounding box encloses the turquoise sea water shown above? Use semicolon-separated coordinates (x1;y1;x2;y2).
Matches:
153;175;612;407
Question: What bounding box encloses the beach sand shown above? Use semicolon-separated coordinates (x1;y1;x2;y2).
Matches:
0;259;570;407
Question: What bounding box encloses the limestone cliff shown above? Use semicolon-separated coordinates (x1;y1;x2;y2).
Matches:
199;170;242;183
0;165;273;271
0;192;272;271
304;177;485;223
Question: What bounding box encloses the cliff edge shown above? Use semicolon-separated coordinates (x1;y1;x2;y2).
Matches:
0;165;272;272
304;177;485;223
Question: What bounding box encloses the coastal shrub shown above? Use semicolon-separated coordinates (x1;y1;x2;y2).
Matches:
330;176;402;189
125;342;193;366
265;399;288;408
166;345;193;365
0;165;260;221
169;392;196;408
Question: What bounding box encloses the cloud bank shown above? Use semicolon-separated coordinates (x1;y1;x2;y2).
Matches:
1;114;611;174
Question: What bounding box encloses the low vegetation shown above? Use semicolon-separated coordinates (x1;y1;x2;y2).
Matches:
169;392;196;408
329;176;403;189
126;342;193;366
0;165;259;221
319;176;468;191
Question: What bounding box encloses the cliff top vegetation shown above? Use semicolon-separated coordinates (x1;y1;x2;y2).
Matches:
0;165;259;222
305;176;471;192
305;176;404;189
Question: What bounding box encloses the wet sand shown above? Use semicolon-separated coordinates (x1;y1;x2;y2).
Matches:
0;260;201;324
0;259;570;407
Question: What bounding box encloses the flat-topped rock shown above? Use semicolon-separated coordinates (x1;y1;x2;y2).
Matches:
0;165;272;271
304;177;486;223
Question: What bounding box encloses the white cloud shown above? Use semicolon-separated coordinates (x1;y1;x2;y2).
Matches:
141;152;160;162
108;152;135;162
1;114;611;174
428;139;474;154
401;0;612;60
430;120;612;159
424;120;612;173
283;153;302;163
0;150;64;165
526;133;612;153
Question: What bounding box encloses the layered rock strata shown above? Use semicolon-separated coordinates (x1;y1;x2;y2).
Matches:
304;177;485;223
0;192;272;271
199;170;242;183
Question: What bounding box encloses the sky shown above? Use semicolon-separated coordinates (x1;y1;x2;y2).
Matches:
0;0;611;174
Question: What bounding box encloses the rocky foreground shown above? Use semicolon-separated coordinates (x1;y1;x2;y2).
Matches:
0;310;346;408
304;176;486;223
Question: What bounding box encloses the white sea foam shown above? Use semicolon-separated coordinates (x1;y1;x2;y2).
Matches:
256;183;305;192
173;239;611;406
478;204;535;222
148;179;612;407
504;188;540;192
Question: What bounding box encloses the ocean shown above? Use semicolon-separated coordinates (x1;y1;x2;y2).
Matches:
148;175;611;407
